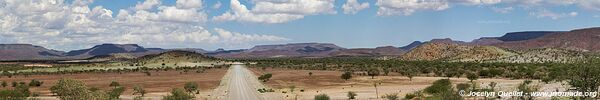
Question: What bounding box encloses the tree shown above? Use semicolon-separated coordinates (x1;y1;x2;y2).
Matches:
308;72;313;76
109;81;120;88
466;72;479;82
565;64;600;99
184;82;199;94
341;72;352;81
11;81;19;87
162;88;194;100
108;86;125;99
314;94;330;100
1;81;6;87
401;67;418;81
382;68;390;76
517;80;539;100
133;85;146;96
489;82;497;91
347;91;357;99
367;67;380;79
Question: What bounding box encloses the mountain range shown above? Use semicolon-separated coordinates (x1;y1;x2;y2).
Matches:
2;27;600;61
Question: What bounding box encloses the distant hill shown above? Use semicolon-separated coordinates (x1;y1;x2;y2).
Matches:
169;48;208;53
497;31;560;41
494;28;600;52
204;48;246;58
0;44;65;60
66;44;160;58
331;46;405;57
229;43;345;58
399;41;423;51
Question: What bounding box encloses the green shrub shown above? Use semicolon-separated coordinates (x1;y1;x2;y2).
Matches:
108;86;125;99
383;93;399;100
347;91;357;99
162;88;194;100
314;94;330;100
184;82;199;94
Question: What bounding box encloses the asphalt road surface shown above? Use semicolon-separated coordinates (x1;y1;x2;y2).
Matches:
226;64;263;100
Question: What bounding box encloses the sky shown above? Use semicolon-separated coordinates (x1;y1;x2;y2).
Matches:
1;0;600;51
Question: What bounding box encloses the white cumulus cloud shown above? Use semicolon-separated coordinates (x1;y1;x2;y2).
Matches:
375;0;450;16
342;0;370;14
213;0;335;24
0;0;289;50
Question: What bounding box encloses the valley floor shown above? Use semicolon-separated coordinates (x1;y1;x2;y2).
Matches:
249;68;566;100
0;68;228;100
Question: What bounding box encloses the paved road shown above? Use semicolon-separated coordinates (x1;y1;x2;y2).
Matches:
226;64;263;100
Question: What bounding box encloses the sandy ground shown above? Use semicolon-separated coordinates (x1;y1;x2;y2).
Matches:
250;68;566;100
0;68;227;100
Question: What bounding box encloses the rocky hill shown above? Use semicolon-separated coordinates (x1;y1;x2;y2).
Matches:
133;50;216;64
492;48;585;63
401;42;516;61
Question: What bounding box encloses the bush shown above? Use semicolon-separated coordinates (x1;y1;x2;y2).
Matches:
383;93;399;100
347;91;357;99
133;85;146;96
258;88;275;93
162;88;194;100
314;94;330;100
1;81;6;87
108;86;125;99
50;78;110;100
109;81;120;88
28;79;43;87
341;72;352;81
456;83;471;91
0;89;28;100
258;73;273;82
184;82;199;94
424;79;452;94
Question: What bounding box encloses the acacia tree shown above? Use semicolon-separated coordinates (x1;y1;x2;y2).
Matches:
367;67;380;79
1;81;6;87
109;81;120;88
133;85;146;96
184;82;199;94
341;72;352;81
467;72;479;82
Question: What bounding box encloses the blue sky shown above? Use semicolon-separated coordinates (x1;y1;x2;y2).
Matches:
1;0;600;51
